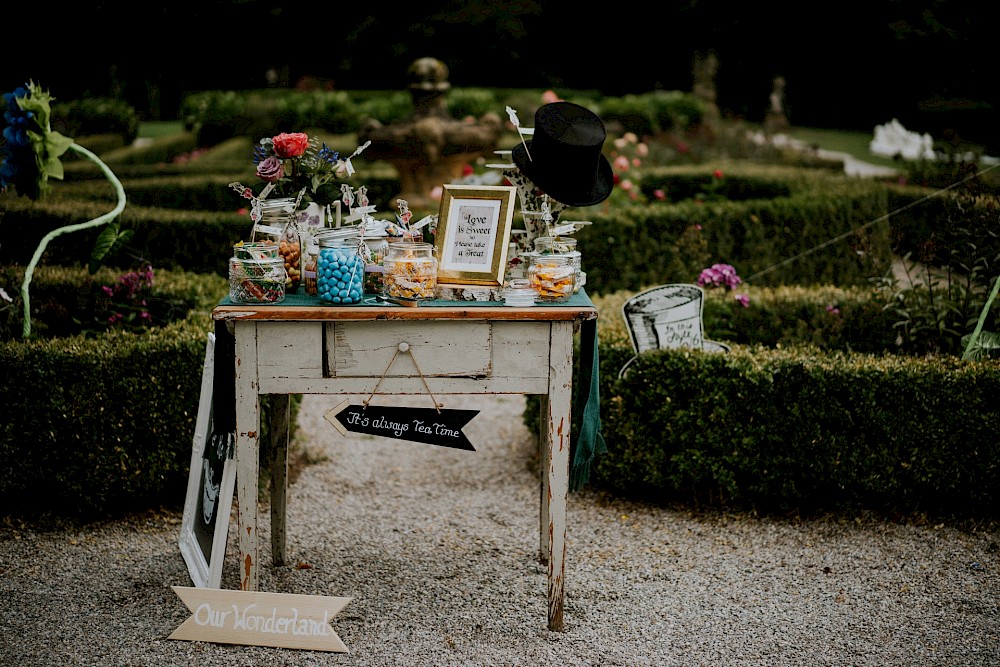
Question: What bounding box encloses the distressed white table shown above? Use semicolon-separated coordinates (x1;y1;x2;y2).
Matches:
212;299;598;631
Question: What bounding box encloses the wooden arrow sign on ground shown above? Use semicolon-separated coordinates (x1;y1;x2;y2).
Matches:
324;400;478;450
169;586;352;652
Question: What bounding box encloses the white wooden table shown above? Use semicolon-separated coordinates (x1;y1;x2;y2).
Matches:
213;299;598;631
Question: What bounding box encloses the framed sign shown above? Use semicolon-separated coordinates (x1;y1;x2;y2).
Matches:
433;184;516;285
178;332;237;589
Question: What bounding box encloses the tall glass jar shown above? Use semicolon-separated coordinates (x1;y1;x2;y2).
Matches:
383;242;438;301
258;197;300;291
302;237;320;297
528;253;576;303
316;230;364;305
361;226;390;295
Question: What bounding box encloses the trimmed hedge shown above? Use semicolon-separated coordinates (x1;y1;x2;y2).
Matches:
0;266;293;517
592;342;1000;519
524;287;1000;520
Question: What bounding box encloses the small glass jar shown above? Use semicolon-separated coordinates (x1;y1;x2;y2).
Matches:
534;236;582;293
383;242;438;301
316;239;364;305
229;255;286;304
502;278;538;307
528;254;576;303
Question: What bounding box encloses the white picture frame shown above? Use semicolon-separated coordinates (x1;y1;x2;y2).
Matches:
178;332;237;589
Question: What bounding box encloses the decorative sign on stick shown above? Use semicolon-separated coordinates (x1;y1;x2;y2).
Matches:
324;400;478;450
169;586;352;652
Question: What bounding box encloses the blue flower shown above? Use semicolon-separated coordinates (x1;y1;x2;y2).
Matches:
0;81;73;200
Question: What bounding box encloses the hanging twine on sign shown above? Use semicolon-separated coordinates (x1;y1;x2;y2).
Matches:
363;342;444;413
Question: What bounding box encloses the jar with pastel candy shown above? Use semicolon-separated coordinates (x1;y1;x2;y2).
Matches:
316;237;364;304
382;242;437;301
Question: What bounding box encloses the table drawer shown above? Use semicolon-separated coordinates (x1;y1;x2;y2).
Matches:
327;320;491;377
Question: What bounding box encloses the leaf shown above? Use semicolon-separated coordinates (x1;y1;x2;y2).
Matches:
88;222;133;274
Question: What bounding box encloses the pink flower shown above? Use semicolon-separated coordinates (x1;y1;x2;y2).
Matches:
653;189;666;201
620;179;634;192
826;304;841;315
613;155;630;172
636;143;649;157
256;156;285;182
271;132;309;158
735;293;750;308
631;158;641;168
697;263;743;290
430;185;443;202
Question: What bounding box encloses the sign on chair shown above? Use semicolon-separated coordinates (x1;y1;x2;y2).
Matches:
619;284;730;377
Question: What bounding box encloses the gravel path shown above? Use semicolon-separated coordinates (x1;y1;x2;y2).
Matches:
1;392;998;666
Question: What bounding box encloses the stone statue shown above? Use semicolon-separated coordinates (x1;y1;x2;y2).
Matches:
356;57;503;214
691;50;721;127
764;75;790;133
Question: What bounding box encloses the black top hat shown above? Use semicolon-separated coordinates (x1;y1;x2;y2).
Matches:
512;101;613;207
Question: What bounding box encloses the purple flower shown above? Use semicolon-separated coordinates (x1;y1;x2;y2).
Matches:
734;293;750;308
256;156;285;183
697;263;743;290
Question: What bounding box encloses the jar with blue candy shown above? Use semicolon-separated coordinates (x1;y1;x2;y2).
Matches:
316;233;364;304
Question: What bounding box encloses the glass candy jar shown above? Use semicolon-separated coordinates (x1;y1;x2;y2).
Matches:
303;237;320;297
316;236;364;305
383;242;438;301
534;236;582;293
257;198;300;291
361;224;390;295
229;255;286;304
528;254;576;303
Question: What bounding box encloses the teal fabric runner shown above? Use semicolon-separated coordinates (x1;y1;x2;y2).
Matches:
571;317;606;492
219;288;597;308
216;288;606;490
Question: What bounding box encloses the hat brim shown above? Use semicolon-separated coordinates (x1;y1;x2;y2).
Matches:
512;141;614;208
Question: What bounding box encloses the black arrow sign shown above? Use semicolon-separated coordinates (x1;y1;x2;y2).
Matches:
324;401;479;450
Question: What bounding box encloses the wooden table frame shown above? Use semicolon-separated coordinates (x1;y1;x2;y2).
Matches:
213;301;598;631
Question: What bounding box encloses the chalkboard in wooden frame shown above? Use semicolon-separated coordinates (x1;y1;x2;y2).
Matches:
178;332;237;589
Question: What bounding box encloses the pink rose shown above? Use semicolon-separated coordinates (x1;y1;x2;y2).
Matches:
613;155;630;172
256;156;285;182
272;132;309;158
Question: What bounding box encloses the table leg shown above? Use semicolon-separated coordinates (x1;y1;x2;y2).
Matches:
538;393;551;565
269;394;290;567
234;321;261;591
545;321;572;632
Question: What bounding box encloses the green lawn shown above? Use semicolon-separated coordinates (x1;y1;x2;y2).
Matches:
137;121;185;139
785;126;902;169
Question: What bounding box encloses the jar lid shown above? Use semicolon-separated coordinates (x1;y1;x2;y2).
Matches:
230;255;285;267
315;226;362;246
234;241;280;260
258;197;296;212
361;219;389;238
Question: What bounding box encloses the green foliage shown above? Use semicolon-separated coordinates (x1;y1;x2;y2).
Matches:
598;91;707;136
52;97;139;145
873;164;1000;355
